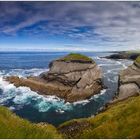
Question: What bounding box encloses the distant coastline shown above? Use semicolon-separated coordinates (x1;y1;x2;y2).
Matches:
104;50;140;60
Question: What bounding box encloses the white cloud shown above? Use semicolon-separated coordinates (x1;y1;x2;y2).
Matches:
0;2;140;51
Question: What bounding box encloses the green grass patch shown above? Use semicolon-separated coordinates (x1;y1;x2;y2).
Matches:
0;106;62;139
135;55;140;64
125;50;140;54
59;95;140;139
59;53;93;62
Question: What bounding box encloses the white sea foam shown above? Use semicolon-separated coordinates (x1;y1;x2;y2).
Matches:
90;89;107;99
116;61;122;65
106;70;112;73
98;63;114;67
0;76;73;112
4;68;49;78
0;65;110;113
93;56;101;60
73;99;90;106
116;61;128;69
0;67;99;113
107;78;116;83
0;74;108;113
70;89;107;106
56;109;65;114
116;60;133;69
0;57;133;114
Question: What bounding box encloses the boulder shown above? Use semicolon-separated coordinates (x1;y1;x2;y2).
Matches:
6;53;103;102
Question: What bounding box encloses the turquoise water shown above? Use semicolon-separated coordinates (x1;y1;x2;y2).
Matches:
0;52;132;126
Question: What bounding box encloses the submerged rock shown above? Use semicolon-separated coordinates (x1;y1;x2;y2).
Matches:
6;53;103;102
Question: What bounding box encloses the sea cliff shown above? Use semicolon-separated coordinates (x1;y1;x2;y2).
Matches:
109;55;140;103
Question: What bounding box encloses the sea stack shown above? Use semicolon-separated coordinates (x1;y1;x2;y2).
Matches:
6;53;103;102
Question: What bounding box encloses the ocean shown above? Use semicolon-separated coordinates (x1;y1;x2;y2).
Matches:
0;52;133;126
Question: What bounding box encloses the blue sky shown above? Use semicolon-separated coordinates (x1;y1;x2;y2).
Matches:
0;1;140;52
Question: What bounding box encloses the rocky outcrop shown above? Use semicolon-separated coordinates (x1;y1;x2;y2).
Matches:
105;52;140;60
113;56;140;102
6;53;103;102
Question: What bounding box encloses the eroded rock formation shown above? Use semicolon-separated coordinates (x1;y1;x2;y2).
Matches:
6;53;103;102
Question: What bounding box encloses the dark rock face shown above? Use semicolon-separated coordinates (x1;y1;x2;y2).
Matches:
105;52;140;60
6;55;103;102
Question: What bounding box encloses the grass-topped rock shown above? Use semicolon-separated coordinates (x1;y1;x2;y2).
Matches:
57;53;94;63
105;51;140;60
7;53;103;102
134;56;140;68
135;56;140;63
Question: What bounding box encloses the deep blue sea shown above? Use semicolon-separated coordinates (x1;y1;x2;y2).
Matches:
0;52;133;126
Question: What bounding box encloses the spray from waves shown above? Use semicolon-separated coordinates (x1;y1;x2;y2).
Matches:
0;77;73;113
2;68;49;78
0;60;121;114
73;99;90;106
0;75;109;114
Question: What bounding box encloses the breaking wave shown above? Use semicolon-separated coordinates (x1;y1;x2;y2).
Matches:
0;76;73;113
0;75;108;114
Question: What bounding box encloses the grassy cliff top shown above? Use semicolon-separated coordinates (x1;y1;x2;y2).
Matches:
135;56;140;64
126;50;140;54
59;53;94;63
59;95;140;139
0;106;62;139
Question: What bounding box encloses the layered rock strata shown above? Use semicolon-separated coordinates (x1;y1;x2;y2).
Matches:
111;56;140;103
6;54;103;102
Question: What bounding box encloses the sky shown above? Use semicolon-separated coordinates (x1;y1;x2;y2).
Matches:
0;1;140;52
